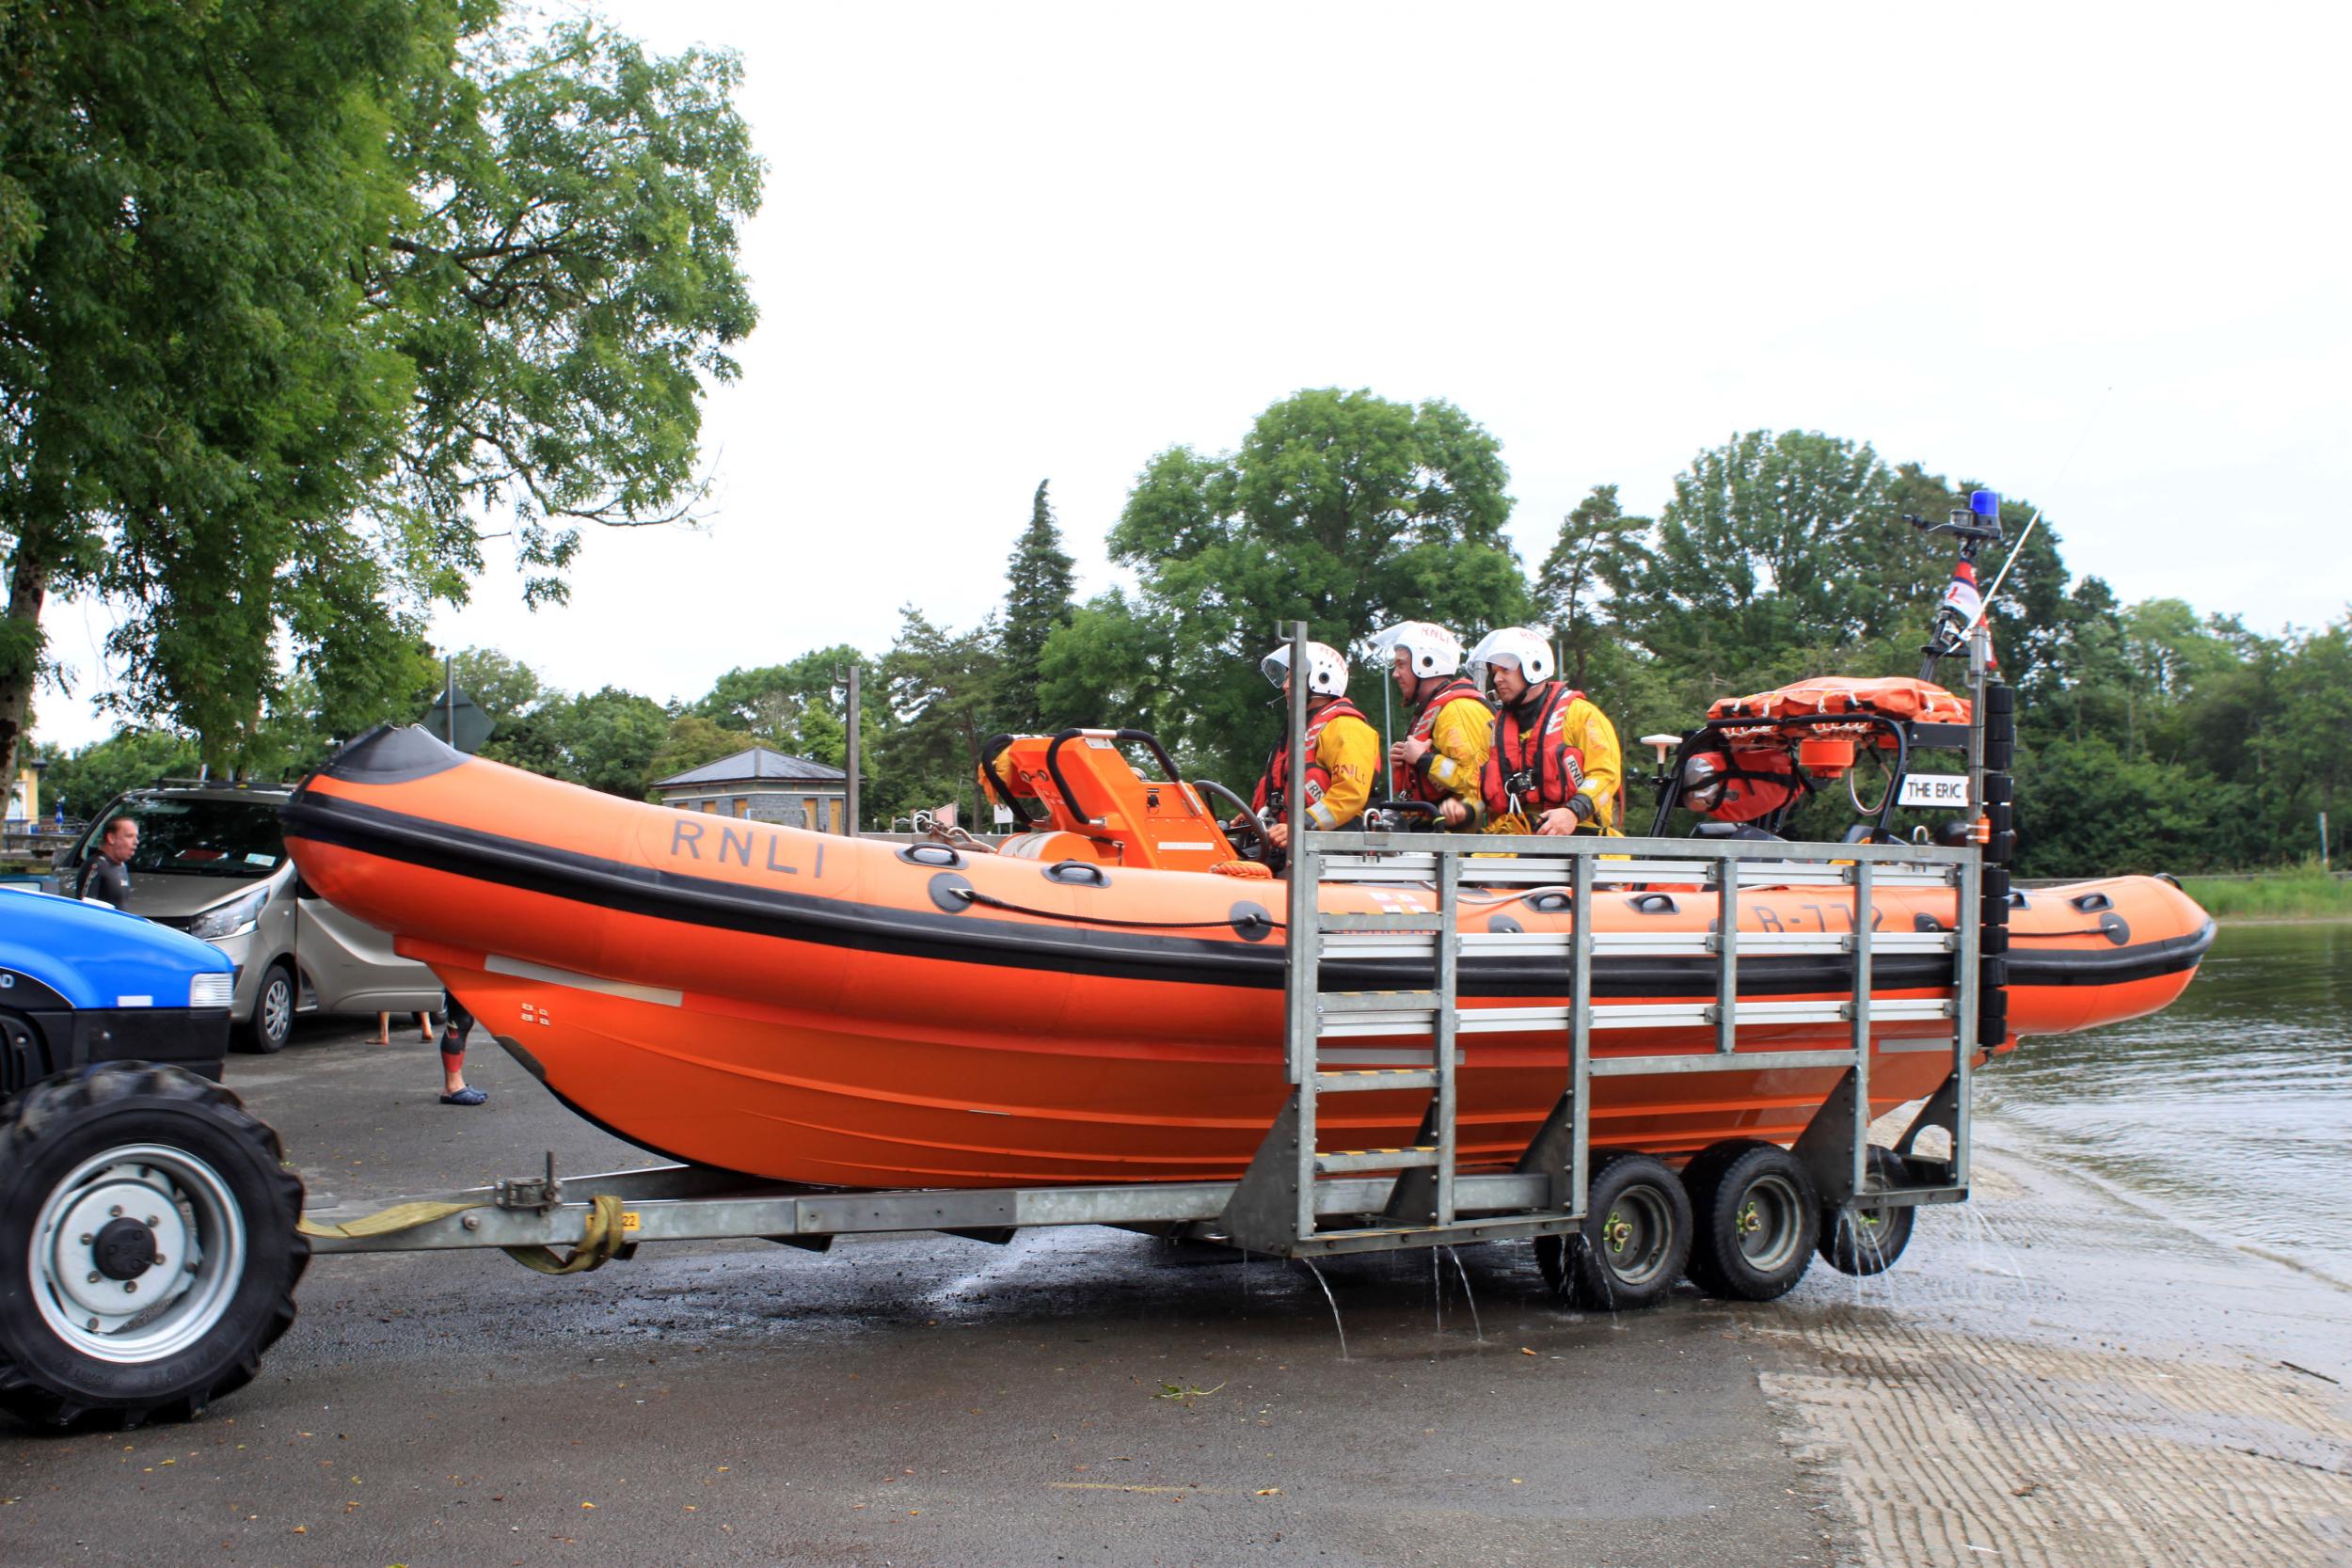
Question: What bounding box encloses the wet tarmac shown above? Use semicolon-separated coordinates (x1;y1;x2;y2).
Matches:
5;1015;2346;1566
3;1019;1836;1568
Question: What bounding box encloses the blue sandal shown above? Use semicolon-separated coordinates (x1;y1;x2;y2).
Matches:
440;1086;487;1106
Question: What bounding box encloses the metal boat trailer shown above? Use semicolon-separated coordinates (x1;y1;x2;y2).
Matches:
302;826;1987;1275
307;611;2009;1286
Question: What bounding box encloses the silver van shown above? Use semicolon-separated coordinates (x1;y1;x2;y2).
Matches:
53;783;442;1053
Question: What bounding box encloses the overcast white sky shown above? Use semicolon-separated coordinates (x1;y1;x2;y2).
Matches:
40;2;2351;747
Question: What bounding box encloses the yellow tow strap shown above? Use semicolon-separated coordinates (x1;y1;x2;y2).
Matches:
298;1193;631;1276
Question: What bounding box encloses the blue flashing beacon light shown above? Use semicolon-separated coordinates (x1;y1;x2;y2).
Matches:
1969;489;2001;517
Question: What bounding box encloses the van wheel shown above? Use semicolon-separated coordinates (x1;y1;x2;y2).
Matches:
237;963;294;1055
0;1065;308;1430
1534;1152;1692;1311
1683;1142;1819;1301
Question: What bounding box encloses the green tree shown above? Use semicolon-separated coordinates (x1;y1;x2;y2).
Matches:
1608;431;1914;689
875;608;1002;821
1037;589;1182;741
547;686;672;798
2260;616;2352;852
379;15;762;606
693;645;884;760
1534;484;1652;692
429;645;571;775
35;729;201;819
997;480;1074;731
642;714;754;798
2;0;426;776
443;647;548;722
1080;388;1527;783
0;3;762;780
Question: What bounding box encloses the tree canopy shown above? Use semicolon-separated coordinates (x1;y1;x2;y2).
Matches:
0;1;760;781
996;481;1074;733
21;344;2344;878
1057;388;1531;781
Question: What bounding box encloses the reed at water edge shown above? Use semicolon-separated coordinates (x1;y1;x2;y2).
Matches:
2177;865;2352;922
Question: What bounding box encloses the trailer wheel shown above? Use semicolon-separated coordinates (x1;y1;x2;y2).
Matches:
1534;1152;1692;1311
0;1065;308;1431
1682;1142;1819;1301
1818;1146;1916;1276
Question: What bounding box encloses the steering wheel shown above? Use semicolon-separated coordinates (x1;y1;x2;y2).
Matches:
1192;779;1272;863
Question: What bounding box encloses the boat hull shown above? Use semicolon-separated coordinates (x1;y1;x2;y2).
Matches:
283;727;2214;1187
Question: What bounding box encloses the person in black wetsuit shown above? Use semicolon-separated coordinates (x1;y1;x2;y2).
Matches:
438;990;485;1106
78;816;139;910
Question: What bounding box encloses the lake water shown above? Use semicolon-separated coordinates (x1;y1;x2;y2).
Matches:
1979;920;2352;1286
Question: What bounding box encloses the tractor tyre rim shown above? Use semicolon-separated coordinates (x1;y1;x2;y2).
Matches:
262;974;292;1043
1734;1173;1804;1273
31;1143;248;1365
1601;1187;1673;1289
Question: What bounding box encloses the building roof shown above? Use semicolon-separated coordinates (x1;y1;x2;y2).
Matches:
652;747;847;790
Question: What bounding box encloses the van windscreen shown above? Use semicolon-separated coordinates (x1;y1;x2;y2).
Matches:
107;800;286;879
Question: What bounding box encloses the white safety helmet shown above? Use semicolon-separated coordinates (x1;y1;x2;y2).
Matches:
1370;621;1465;679
1261;641;1350;699
1469;626;1556;686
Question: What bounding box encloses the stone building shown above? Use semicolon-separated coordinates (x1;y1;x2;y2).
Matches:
651;747;849;832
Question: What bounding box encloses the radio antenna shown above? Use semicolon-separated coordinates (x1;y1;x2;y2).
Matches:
1969;386;2111;630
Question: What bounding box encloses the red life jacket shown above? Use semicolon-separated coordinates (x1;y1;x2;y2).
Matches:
1480;682;1589;822
1253;699;1371;816
1392;677;1491;801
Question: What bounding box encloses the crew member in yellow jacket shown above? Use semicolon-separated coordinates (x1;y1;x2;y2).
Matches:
1372;621;1493;830
1468;626;1623;835
1248;641;1379;856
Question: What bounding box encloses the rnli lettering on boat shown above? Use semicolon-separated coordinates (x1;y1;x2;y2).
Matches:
667;816;823;879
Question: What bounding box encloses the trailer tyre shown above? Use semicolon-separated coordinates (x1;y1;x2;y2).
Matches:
1817;1146;1916;1276
1534;1152;1692;1311
0;1064;308;1431
1682;1142;1819;1301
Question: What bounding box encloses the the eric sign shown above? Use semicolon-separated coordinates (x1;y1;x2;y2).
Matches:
1898;773;1972;810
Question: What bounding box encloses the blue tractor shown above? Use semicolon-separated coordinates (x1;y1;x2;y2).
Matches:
0;889;307;1429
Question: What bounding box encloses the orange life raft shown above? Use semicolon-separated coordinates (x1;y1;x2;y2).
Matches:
282;726;2213;1189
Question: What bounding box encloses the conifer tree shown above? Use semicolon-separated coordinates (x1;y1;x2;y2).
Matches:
998;480;1076;731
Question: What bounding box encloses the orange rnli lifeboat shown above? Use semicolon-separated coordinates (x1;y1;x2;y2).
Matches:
282;725;2212;1189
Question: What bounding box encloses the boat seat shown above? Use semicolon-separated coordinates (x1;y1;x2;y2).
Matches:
979;730;1240;873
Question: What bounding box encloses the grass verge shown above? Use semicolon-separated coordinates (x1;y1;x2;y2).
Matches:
2177;868;2352;921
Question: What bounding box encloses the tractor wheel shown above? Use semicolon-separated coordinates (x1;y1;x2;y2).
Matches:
0;1065;307;1431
